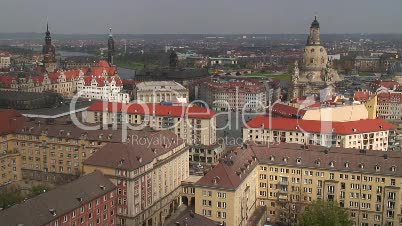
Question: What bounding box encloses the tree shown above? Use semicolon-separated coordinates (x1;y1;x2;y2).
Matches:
298;200;353;226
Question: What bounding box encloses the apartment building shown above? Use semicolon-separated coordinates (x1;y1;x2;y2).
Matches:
83;131;189;226
133;81;189;104
197;79;266;112
355;90;402;121
253;143;402;226
193;142;402;226
243;116;395;151
5;117;178;185
0;109;28;186
85;102;217;146
194;145;260;226
0;150;22;187
0;52;11;69
0;171;117;226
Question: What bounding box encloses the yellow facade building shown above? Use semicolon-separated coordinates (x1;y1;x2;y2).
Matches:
194;142;402;226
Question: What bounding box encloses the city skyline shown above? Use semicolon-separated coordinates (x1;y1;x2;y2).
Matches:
0;0;401;34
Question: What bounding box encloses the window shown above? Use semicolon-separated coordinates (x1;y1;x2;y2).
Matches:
63;216;68;222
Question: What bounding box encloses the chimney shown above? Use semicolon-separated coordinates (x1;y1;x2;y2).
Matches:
49;208;56;216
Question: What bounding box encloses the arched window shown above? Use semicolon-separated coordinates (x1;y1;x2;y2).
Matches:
320;48;324;52
310;59;314;64
311;48;315;53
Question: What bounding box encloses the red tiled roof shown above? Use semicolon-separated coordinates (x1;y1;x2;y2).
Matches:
87;102;216;119
377;92;402;103
195;146;258;190
245;116;395;134
354;91;375;101
270;103;306;118
0;109;27;135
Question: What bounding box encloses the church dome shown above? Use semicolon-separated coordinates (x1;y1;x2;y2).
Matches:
302;45;328;70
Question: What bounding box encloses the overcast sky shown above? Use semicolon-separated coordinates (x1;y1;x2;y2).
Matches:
1;0;401;34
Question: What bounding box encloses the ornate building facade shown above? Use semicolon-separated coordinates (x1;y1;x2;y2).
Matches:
289;17;341;100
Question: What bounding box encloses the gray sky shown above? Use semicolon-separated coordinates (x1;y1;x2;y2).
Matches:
1;0;401;34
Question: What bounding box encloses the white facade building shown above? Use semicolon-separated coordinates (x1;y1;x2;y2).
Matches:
77;68;129;103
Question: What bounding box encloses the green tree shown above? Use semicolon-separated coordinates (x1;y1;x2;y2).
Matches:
29;184;49;197
0;186;24;209
299;200;353;226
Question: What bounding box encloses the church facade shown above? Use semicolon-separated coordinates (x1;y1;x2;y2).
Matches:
289;17;342;101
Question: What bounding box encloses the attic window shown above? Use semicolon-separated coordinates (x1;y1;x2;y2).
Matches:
345;162;350;168
359;163;365;169
329;161;335;168
283;157;288;163
49;208;56;216
375;165;381;172
270;155;275;161
212;176;220;184
352;128;357;132
315;159;321;166
391;166;397;172
296;158;301;165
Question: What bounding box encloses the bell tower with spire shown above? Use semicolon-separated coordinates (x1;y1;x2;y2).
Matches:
307;16;321;46
107;28;115;65
42;22;57;73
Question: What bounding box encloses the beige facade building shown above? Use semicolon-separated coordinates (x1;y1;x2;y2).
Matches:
194;142;402;226
85;102;217;146
0;150;22;187
83;131;189;226
194;146;259;226
243;116;395;151
134;81;189;104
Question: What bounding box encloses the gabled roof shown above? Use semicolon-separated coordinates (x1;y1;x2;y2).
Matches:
0;171;115;226
270;103;306;118
84;130;185;171
195;146;258;190
0;109;27;135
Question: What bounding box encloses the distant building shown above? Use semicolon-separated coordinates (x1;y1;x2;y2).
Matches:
0;52;11;69
42;23;57;73
243;116;395;151
76;61;129;103
0;171;117;226
209;57;238;66
289;17;342;100
107;28;115;65
85;102;217;146
197;78;267;112
271;102;371;121
133;81;189;104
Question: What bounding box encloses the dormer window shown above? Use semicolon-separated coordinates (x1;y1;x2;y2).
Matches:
315;159;321;166
329;161;335;168
283;157;288;163
270;155;275;161
359;163;365;169
296;158;301;165
345;162;350;168
391;166;397;172
375;165;381;172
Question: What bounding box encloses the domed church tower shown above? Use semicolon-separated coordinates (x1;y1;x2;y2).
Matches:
289;16;342;101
